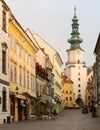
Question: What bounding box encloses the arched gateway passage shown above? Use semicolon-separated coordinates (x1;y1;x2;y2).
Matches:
76;98;83;107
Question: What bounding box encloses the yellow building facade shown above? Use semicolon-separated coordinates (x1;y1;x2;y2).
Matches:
61;73;75;109
86;85;94;107
86;67;94;107
8;12;38;122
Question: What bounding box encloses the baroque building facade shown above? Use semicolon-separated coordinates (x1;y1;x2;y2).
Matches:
8;12;38;122
61;72;75;109
86;67;94;107
64;7;87;107
26;29;54;115
0;0;9;124
94;33;100;117
32;33;63;113
0;0;63;124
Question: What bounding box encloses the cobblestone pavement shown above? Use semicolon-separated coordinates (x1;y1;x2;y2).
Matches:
0;109;100;130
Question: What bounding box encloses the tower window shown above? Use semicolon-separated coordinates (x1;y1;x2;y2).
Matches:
78;84;80;87
78;72;80;75
78;60;80;63
78;66;80;69
78;78;80;81
78;89;81;92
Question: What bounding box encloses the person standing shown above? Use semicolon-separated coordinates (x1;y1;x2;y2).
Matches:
92;104;97;117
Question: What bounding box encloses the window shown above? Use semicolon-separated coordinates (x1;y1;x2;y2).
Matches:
28;55;30;64
10;64;13;81
31;56;34;66
14;66;17;82
78;84;80;87
23;71;26;88
23;51;25;60
24;51;27;61
19;47;22;56
78;72;80;75
14;37;16;51
66;91;68;94
78;60;80;63
29;55;32;65
25;52;27;61
10;34;13;48
31;77;33;91
88;96;90;100
19;68;22;85
51;73;54;85
2;43;7;74
0;97;1;104
78;78;80;81
90;92;92;95
31;77;34;91
2;7;7;32
78;89;81;92
78;66;80;69
70;97;72;101
27;73;29;89
70;91;72;94
2;50;6;74
2;87;7;112
66;97;68;101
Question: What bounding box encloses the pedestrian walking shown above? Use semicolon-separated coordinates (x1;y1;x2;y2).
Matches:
53;109;57;116
92;104;97;117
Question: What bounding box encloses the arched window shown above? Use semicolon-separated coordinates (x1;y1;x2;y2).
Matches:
2;87;7;112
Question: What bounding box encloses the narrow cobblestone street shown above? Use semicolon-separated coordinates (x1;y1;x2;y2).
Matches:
0;109;100;130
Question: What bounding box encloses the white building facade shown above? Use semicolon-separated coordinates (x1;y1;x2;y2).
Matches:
32;32;63;113
64;7;87;106
0;0;9;124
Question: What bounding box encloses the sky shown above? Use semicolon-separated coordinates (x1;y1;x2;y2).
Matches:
9;0;100;69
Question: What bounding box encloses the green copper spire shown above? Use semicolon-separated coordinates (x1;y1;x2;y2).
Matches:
74;6;76;17
68;6;83;50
